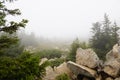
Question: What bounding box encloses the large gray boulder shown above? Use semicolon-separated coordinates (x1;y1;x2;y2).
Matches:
115;77;120;80
76;48;100;68
67;61;97;78
105;77;113;80
104;59;120;77
106;44;120;60
54;62;73;77
43;66;57;80
43;62;73;80
104;44;120;78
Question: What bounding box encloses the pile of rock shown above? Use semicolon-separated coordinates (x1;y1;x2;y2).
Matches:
103;44;120;79
67;44;120;80
42;62;73;80
42;44;120;80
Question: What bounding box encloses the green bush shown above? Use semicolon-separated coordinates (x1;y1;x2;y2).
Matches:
56;73;70;80
37;49;62;59
49;58;64;68
0;51;49;80
67;38;89;62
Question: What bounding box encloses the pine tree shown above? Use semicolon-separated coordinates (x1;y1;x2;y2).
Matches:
0;0;28;34
0;1;48;80
67;38;80;62
90;14;120;60
111;22;120;45
0;0;28;56
90;22;102;48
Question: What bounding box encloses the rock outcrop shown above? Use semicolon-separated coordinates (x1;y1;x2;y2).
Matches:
43;44;120;80
67;61;97;78
104;44;120;78
106;44;120;60
105;77;113;80
104;59;120;77
54;62;72;76
43;66;57;80
70;44;120;79
114;77;120;80
76;48;100;68
43;62;72;80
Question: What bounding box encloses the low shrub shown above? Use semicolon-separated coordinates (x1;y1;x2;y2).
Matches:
55;73;70;80
49;58;64;68
37;49;62;59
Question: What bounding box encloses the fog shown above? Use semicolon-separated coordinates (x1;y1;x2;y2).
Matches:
7;0;120;40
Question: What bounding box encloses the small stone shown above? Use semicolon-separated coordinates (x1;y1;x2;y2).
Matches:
39;58;48;65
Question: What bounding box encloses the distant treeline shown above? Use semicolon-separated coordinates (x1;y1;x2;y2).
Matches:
18;31;71;50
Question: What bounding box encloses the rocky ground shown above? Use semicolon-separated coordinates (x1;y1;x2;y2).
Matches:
42;44;120;80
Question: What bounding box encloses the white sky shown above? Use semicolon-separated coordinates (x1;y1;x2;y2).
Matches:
7;0;120;40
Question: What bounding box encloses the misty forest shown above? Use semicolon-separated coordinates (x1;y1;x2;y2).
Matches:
1;0;120;80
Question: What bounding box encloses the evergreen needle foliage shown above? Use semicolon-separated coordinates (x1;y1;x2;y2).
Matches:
56;73;70;80
90;14;120;60
0;0;48;80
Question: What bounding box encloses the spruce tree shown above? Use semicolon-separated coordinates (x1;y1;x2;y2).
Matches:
0;1;48;80
90;14;120;60
0;0;28;56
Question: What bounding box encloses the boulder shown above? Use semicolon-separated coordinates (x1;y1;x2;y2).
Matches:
82;77;90;80
54;62;73;77
105;77;113;80
106;44;120;60
76;48;100;68
103;59;120;77
67;61;97;78
115;77;120;80
104;44;120;78
96;75;102;80
43;62;73;80
43;66;57;80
